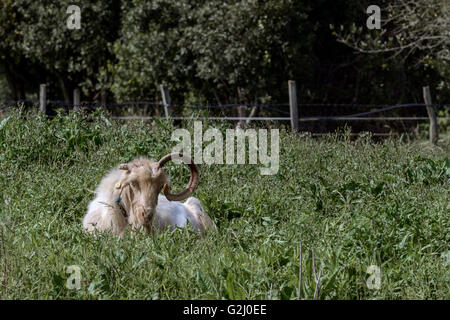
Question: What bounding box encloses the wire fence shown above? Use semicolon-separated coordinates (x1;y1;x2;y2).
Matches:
1;99;448;121
2;96;448;141
2;81;448;144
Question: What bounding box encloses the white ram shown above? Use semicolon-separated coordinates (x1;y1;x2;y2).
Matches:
82;153;215;236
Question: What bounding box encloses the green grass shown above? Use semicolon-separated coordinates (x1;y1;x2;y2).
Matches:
0;109;448;299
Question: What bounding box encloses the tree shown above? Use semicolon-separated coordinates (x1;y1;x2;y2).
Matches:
107;0;315;106
335;0;450;87
103;0;191;102
182;0;314;104
0;0;121;102
0;0;36;100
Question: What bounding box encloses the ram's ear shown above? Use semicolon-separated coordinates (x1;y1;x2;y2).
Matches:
119;163;130;171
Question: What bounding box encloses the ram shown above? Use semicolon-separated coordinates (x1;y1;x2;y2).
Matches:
83;153;216;236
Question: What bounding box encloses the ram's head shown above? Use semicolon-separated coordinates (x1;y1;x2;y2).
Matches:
115;153;198;232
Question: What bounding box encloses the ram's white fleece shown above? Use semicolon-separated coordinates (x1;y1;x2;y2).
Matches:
83;168;128;236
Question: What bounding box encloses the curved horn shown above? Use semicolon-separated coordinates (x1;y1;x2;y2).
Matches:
157;153;199;201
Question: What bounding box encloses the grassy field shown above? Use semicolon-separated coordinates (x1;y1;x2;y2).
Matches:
0;109;448;299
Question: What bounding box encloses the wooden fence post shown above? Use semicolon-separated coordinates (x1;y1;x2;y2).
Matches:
39;84;47;115
245;106;257;125
73;88;80;111
159;84;171;120
289;80;299;131
101;91;107;106
422;86;439;145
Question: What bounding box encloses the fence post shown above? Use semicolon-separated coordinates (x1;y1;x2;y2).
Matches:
245;106;257;125
101;91;107;107
39;84;47;115
422;86;439;145
288;80;299;131
73;88;80;111
159;84;171;120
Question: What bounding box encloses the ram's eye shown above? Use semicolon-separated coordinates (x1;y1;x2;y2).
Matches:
130;181;138;189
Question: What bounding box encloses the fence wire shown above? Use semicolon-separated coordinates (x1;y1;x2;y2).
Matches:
1;99;448;120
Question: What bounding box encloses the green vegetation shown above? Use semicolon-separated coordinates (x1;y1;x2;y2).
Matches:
0;0;119;101
2;0;449;106
0;109;448;299
336;0;450;84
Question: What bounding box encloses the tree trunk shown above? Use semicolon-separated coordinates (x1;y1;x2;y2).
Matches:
235;87;247;129
58;76;71;104
4;61;25;100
